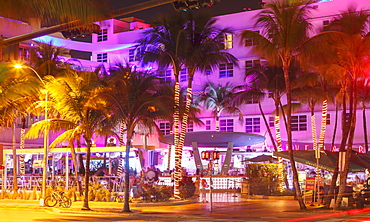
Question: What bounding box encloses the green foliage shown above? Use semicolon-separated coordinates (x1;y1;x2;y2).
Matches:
139;184;173;202
179;176;196;199
246;163;285;196
88;182;110;202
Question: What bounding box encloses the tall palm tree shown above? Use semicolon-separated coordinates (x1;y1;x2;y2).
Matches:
138;14;187;198
240;0;315;209
232;64;289;191
26;69;109;210
303;6;370;209
357;81;370;152
102;64;172;212
233;64;287;152
0;64;42;193
138;11;237;198
29;42;69;77
197;82;242;131
291;71;334;151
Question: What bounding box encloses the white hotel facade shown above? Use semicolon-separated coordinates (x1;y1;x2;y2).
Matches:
0;0;369;174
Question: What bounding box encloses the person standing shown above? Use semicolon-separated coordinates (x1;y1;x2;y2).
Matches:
200;179;209;202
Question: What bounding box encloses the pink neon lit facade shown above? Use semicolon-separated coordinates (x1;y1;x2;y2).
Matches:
1;0;370;172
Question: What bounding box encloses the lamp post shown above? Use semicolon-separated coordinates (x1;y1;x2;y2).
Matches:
14;64;48;206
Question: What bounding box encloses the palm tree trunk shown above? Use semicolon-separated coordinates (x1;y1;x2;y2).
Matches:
334;86;350;209
310;103;318;151
275;100;282;151
335;79;357;210
20;116;26;176
174;74;194;198
283;65;306;210
123;130;133;212
215;115;220;132
318;100;328;151
331;102;339;149
12;121;18;193
82;138;92;210
167;145;172;171
362;102;368;153
69;141;81;194
173;74;181;198
258;101;277;151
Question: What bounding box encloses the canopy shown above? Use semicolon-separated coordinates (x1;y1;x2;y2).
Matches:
273;150;368;173
161;131;265;147
245;154;277;163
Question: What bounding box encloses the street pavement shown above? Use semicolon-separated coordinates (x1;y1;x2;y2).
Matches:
1;194;370;221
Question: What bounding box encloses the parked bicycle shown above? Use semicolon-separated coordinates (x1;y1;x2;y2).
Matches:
44;191;72;208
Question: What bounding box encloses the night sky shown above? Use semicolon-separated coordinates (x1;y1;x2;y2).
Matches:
109;0;263;24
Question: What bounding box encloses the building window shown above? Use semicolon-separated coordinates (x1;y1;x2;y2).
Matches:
246;117;260;133
245;30;259;46
291;115;307;131
220;119;234;132
326;113;331;125
219;63;233;78
245;98;258;104
205;68;211;76
97;53;108;63
205;120;211;130
19;47;30;61
159;122;171;135
187;121;194;132
245;59;261;70
180;68;187;82
323;20;330;31
157;69;172;83
97;29;108;42
269;116;275;127
220;34;233;49
129;48;141;62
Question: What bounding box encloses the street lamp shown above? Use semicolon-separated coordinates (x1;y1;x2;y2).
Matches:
14;64;49;207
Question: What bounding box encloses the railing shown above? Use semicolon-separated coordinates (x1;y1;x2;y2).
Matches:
158;176;243;190
0;175;245;192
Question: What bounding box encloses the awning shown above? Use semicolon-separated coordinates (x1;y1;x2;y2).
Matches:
273;150;366;173
244;154;277;163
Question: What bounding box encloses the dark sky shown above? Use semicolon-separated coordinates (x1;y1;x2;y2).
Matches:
109;0;263;24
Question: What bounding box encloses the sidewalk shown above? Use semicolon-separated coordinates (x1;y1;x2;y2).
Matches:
0;195;363;221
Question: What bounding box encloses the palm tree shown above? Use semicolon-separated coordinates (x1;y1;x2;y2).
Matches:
233;64;287;152
303;6;370;209
102;64;172;212
0;63;43;193
357;81;370;152
197;82;242;131
26;69;109;210
291;71;334;151
232;64;289;191
0;0;179;47
138;11;237;198
240;0;316;209
29;41;69;77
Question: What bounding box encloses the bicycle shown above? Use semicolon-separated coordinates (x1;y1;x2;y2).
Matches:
44;191;72;208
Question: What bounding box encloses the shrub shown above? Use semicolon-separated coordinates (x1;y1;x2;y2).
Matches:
246;163;283;196
139;184;173;202
179;176;195;199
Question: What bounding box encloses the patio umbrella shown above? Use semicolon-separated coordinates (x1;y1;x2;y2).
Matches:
273;150;365;173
